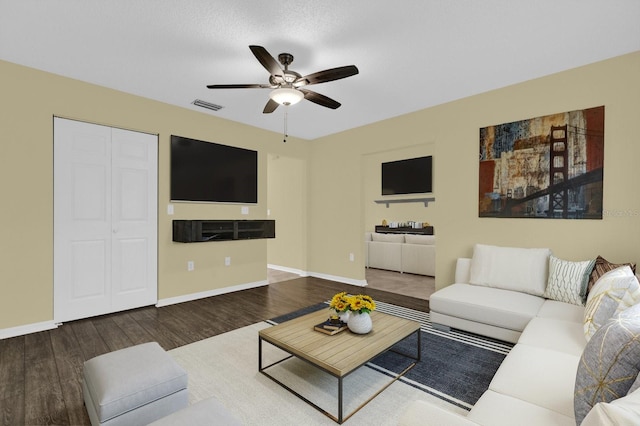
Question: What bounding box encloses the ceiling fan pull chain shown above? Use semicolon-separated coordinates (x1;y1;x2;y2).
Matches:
283;107;288;143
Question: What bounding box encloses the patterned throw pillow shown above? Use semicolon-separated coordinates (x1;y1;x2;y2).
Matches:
587;255;637;295
583;267;640;341
543;256;595;306
574;303;640;425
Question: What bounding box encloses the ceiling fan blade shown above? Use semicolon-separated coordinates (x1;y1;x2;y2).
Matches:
263;98;279;114
207;84;272;89
295;65;359;87
249;45;283;77
299;89;341;109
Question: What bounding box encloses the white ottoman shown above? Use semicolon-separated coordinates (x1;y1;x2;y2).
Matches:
83;342;188;426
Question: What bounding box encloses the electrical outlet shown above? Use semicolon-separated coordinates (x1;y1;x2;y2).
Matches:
187;261;194;271
349;253;355;262
167;204;174;215
225;256;231;266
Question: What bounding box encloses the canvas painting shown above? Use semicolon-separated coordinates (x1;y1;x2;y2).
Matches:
479;106;604;219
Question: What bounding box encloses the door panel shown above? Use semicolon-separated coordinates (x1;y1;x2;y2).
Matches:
111;128;157;311
70;241;107;299
55;119;112;322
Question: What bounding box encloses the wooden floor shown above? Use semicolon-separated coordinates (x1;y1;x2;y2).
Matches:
268;267;436;300
365;268;435;300
0;277;427;426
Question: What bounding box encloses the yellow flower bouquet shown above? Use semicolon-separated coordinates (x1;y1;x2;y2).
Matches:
330;292;376;314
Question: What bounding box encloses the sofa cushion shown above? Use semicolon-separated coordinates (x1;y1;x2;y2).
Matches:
401;243;435;276
489;344;579;419
583;266;640;341
368;241;403;272
543;256;595;306
468;390;575;426
536;300;585;323
404;234;435;245
574;303;640;425
454;258;472;284
430;283;545;332
370;232;405;243
518;317;587;357
469;244;551;296
587;255;637;295
581;386;640;426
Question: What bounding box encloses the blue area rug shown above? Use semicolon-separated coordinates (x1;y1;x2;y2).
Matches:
268;301;513;410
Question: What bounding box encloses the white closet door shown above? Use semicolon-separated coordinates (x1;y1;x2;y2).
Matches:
110;127;157;311
54;118;157;323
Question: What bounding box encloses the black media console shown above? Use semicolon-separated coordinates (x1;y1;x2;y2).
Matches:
374;225;434;235
173;220;275;243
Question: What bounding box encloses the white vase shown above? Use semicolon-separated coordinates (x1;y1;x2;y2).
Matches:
338;311;350;323
347;312;372;334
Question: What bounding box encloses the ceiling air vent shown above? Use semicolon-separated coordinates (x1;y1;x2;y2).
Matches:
192;99;224;112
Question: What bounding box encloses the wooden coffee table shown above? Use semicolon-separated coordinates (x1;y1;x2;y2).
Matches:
259;309;421;423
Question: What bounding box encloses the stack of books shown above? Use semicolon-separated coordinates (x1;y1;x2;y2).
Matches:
313;318;348;335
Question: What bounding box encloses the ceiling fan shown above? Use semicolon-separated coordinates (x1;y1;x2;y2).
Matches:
207;45;359;113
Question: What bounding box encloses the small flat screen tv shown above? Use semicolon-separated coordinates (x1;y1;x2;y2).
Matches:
171;135;258;203
382;156;432;195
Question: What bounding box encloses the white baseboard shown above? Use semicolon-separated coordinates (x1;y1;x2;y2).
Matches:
156;280;268;307
267;264;308;277
0;320;59;340
268;264;366;287
307;271;368;287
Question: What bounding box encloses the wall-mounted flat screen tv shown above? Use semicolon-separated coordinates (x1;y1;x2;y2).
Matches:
382;155;432;195
171;135;258;203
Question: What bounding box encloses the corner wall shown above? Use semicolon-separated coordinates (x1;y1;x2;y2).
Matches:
308;52;640;289
0;60;309;332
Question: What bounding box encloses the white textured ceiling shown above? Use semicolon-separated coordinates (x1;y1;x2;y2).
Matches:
1;1;639;140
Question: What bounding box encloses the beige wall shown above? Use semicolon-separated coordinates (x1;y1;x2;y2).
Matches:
363;143;435;232
267;154;308;271
309;52;640;289
0;60;309;331
1;51;639;332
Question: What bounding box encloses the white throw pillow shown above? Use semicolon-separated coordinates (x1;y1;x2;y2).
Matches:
370;232;405;243
580;385;640;426
404;234;435;245
583;266;640;341
543;256;595;306
469;244;552;296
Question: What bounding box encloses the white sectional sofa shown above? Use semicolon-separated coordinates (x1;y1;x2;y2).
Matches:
400;244;640;426
364;232;435;276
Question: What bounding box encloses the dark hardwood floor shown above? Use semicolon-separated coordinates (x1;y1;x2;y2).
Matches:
0;277;428;426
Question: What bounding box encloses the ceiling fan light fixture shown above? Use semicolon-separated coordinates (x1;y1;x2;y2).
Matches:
269;87;304;106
